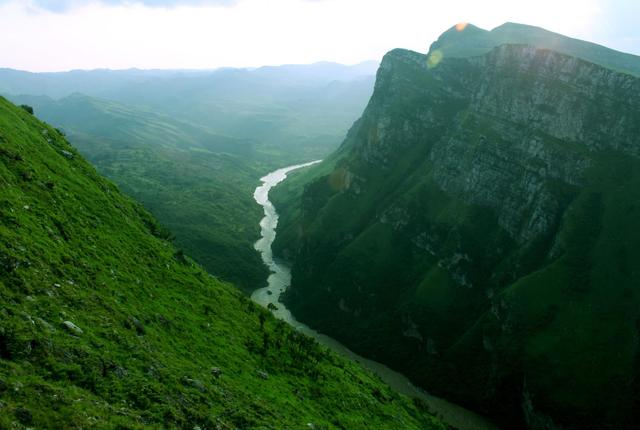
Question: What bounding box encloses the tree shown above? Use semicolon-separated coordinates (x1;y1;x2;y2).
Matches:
19;105;34;115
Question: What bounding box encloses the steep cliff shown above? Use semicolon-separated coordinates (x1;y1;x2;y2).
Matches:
273;27;640;429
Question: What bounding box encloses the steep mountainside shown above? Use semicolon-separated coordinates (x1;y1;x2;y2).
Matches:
0;97;445;429
273;29;640;429
7;93;267;292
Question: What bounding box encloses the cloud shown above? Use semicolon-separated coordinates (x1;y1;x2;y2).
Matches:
0;0;634;73
4;0;238;13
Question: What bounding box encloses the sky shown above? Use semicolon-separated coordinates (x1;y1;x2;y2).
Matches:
0;0;639;72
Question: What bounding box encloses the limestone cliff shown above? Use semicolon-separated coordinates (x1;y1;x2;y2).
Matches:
273;28;640;430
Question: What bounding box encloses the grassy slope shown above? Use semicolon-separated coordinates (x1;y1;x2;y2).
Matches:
7;92;371;293
3;65;377;294
9;93;270;293
0;97;445;429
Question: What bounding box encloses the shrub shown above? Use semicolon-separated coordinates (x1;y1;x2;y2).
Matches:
19;105;34;115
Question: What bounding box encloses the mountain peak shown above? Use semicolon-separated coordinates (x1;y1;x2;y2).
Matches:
443;22;485;33
428;21;640;76
491;21;543;31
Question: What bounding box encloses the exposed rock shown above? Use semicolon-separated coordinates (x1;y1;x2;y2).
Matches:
125;316;145;335
36;317;56;332
61;320;83;335
61;150;74;159
276;38;640;430
184;378;206;392
401;316;423;341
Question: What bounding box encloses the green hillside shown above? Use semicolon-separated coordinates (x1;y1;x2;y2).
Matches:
429;22;640;76
0;96;445;429
272;31;640;429
5;63;375;293
7;93;268;293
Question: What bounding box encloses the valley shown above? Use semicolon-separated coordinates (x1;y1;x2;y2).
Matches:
2;62;377;292
0;95;446;429
1;5;639;428
251;161;499;430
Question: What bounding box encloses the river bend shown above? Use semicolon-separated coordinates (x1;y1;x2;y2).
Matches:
250;162;498;430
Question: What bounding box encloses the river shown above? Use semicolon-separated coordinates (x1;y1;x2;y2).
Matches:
250;161;499;430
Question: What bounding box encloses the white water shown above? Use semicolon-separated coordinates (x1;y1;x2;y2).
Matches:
250;161;499;430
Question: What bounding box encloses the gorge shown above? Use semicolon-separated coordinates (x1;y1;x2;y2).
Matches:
272;23;640;429
251;161;498;430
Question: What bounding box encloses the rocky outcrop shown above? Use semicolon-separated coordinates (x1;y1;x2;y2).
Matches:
360;45;639;244
275;37;640;430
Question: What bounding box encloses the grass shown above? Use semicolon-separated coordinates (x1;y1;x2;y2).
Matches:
8;93;348;293
0;96;446;429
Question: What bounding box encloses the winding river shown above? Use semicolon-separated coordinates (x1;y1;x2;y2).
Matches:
251;162;499;430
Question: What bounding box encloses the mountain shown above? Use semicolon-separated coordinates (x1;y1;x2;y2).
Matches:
272;24;640;429
1;62;377;293
429;22;640;76
0;62;378;155
0;62;379;99
0;68;165;100
0;96;445;428
7;93;268;292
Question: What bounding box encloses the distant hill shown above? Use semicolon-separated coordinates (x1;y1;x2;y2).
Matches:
0;95;444;429
0;62;378;150
429;22;640;76
0;61;379;99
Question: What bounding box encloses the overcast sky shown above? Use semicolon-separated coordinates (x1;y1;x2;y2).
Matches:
1;0;638;72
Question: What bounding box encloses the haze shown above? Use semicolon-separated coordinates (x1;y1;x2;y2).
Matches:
1;0;639;72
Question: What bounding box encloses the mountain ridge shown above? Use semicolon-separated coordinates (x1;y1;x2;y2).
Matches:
429;21;640;76
272;28;640;429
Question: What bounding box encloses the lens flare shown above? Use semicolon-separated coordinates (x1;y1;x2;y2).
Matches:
427;49;443;69
455;22;468;32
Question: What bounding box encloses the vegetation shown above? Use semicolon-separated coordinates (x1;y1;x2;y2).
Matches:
7;93;269;292
19;105;33;115
429;22;640;76
5;61;376;292
272;26;640;429
0;96;445;429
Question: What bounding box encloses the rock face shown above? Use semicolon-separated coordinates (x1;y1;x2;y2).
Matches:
274;28;640;430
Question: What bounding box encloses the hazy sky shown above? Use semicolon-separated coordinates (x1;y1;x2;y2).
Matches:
1;0;639;72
